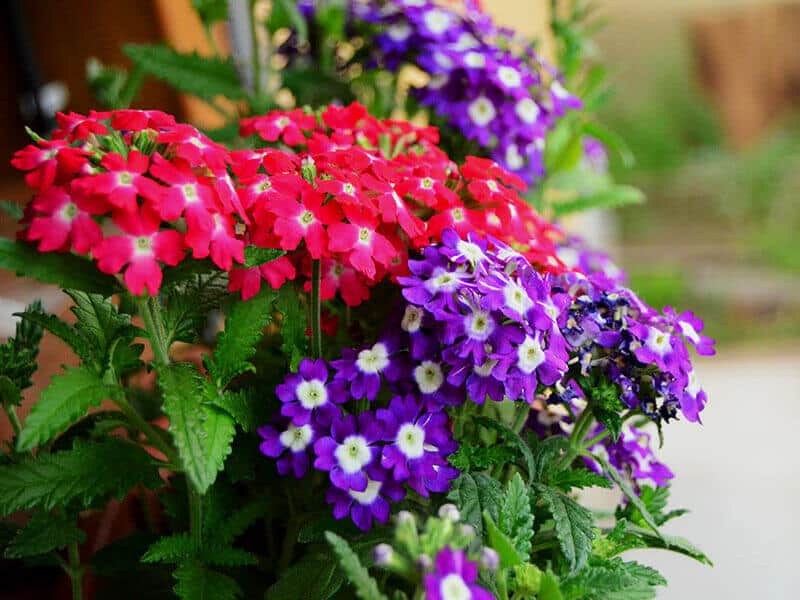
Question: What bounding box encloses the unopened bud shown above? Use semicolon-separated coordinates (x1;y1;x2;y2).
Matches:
397;510;415;525
373;543;394;566
438;503;460;522
459;524;476;538
480;547;499;571
301;156;317;182
416;553;432;570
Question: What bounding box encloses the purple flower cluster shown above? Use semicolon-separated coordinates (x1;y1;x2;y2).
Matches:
585;424;674;488
556;269;715;423
358;0;582;183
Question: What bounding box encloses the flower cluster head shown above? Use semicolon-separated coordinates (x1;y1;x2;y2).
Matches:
13;104;564;301
585;423;674;489
290;0;581;184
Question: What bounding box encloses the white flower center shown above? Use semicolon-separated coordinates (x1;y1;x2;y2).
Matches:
296;379;328;409
466;310;494;341
686;369;701;397
117;172;134;186
348;478;381;505
497;65;522;88
464;51;485;68
299;210;315;226
503;281;532;316
335;435;372;473
515;98;540;124
468;96;496;126
424;9;451;35
387;23;411;41
440;573;471;600
517;336;545;374
396;423;425;459
356;343;389;374
505;144;525;170
679;321;701;344
358;227;372;244
414;360;444;394
401;305;423;333
456;240;484;263
474;359;497;377
133;236;153;257
646;329;672;357
279;423;313;452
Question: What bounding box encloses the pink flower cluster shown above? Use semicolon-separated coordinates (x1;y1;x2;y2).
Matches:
12;105;566;302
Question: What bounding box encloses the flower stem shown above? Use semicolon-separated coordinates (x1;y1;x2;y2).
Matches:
189;488;203;550
310;259;322;358
511;402;531;434
67;540;83;600
138;296;170;366
115;393;178;465
3;404;22;439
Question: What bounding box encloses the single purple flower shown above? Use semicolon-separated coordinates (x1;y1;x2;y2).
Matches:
313;412;384;492
258;418;314;478
423;547;492;600
325;465;405;531
277;358;345;427
331;338;403;401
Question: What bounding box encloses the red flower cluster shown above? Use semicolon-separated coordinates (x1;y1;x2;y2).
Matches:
12;104;564;302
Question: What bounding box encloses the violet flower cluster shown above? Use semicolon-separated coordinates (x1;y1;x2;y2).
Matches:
294;0;581;184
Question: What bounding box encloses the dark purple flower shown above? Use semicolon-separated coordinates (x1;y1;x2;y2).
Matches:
585;424;674;488
325;465;405;531
377;395;458;496
313;412;384;492
331;338;404;401
258;418;314;478
423;547;492;600
277;358;345;427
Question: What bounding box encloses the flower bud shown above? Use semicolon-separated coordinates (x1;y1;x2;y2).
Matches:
480;547;499;571
459;524;476;538
301;156;317;182
416;553;433;571
397;510;415;525
438;503;460;522
373;543;394;566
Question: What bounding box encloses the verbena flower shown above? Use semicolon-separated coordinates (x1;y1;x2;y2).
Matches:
277;358;345;427
423;546;492;600
313;412;384;492
585;424;674;488
325;464;405;531
257;418;315;478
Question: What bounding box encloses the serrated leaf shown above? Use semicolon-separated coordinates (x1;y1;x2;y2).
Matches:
447;444;518;471
142;533;195;564
275;283;308;371
243;246;285;268
593;455;663;539
0;438;162;514
204;289;276;389
17;365;118;451
531;436;570;483
173;560;241;600
500;473;534;560
538;570;564;600
203;388;256;432
264;554;344;600
560;558;666;600
552;185;645;217
446;472;503;537
0;376;21;407
622;523;712;566
0;239;120;294
483;510;522;569
123;45;246;102
163;270;228;345
473;415;535;482
0;200;24;221
4;511;86;559
325;532;387;600
535;484;595;572
159;364;235;494
549;467;613;492
14;310;94;364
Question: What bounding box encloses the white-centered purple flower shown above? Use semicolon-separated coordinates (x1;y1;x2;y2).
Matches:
325;465;405;531
423;547;493;600
313;412;383;492
258;419;314;478
277;358;345;426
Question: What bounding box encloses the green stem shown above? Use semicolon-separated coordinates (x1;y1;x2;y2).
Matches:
581;429;610;450
115;394;178;465
559;409;595;469
138;296;170;366
310;259;322;358
511;402;531;434
3;404;22;439
67;540;83;600
189;488;203;550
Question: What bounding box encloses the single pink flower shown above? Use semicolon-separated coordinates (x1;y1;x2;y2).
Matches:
26;186;103;254
74;150;162;213
270;189;342;259
326;207;396;279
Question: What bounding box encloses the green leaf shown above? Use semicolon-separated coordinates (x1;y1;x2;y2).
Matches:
0;200;23;221
530;436;570;483
625;485;688;527
17;366;118;451
549;467;613;492
544;122;583;174
142;533;194;564
264;554;344;600
123;44;246;102
535;484;595;572
275;283;308;371
0;376;21;407
173;560;241;600
446;472;503;537
4;511;86;559
14;310;94;364
593;455;663;538
204;289;276;389
203;388;257;433
560;558;666;600
500;473;534;561
622;523;712;566
483;511;522;569
447;443;519;471
325;532;387;600
552;185;645;218
159;364;235;494
473;415;535;482
163;270;228;345
0;438;162;514
0;238;119;294
192;0;227;25
538;570;564;600
243;246;285;268
582;121;635;169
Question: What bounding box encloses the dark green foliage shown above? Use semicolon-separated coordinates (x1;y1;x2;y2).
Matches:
446;472;503;536
474;416;536;482
549;467;613;492
192;0;227;25
593;456;662;537
500;474;534;560
535;484;595;572
0;300;45;406
0;438;162;514
4;511;86;559
275;283;308;371
484;510;523;569
123;45;247;102
0;238;120;294
326;532;387;600
448;443;518;471
264;554;344;600
561;558;666;600
163;271;228;344
243;246;285;268
173;560;242;600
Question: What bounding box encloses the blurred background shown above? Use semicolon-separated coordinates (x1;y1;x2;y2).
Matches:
1;1;798;597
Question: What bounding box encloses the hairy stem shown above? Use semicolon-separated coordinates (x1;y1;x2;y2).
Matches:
511;402;531;434
115;394;178;465
67;540;83;600
138;296;170;366
310;259;322;358
3;404;22;439
189;488;203;550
